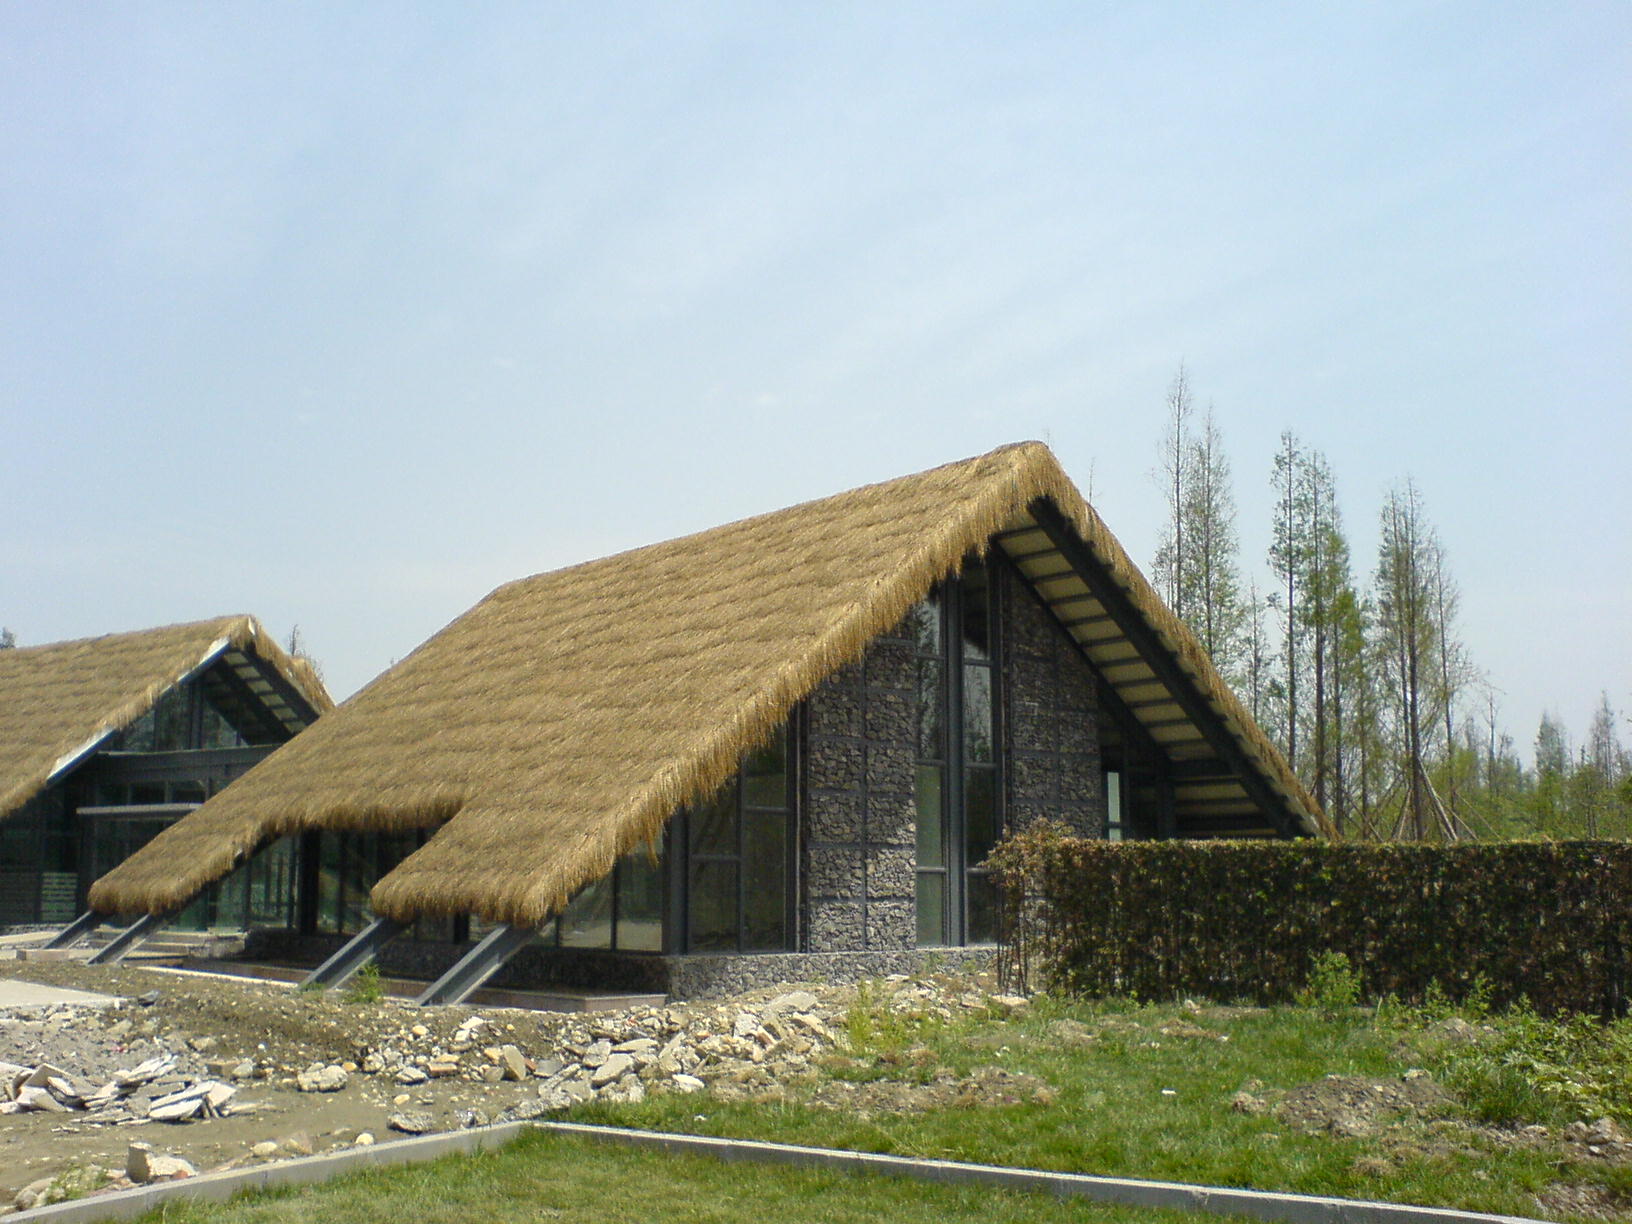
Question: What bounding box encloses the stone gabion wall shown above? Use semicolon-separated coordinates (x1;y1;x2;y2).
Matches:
802;627;919;953
798;561;1108;959
998;561;1105;838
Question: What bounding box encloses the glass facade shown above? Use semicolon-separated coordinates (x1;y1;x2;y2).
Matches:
681;723;794;953
306;829;452;941
915;556;1003;947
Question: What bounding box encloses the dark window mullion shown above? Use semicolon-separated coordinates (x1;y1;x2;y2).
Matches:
735;774;746;952
944;587;965;946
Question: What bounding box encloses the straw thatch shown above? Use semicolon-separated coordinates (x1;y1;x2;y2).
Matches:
0;615;333;822
91;442;1324;923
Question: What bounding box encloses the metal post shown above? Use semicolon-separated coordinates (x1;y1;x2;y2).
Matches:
44;909;104;950
87;912;171;965
298;917;407;991
415;923;537;1007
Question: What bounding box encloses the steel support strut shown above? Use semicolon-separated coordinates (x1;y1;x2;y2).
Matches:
87;912;171;965
415;923;537;1007
45;910;105;950
298;917;407;992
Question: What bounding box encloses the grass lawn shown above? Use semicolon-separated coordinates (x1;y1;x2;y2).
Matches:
571;990;1631;1220
136;985;1632;1222
138;1128;1213;1224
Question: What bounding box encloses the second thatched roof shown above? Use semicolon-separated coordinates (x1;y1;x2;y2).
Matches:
1;615;333;822
91;442;1325;924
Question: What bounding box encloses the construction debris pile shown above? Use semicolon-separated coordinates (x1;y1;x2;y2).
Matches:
1;1052;241;1123
0;995;259;1128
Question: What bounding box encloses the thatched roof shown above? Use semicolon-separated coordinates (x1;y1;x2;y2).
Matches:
91;443;1326;923
0;616;333;822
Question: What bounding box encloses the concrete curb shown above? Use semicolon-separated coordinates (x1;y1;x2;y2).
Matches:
538;1122;1550;1224
10;1121;533;1223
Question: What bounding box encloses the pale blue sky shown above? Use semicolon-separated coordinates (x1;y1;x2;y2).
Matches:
3;3;1627;763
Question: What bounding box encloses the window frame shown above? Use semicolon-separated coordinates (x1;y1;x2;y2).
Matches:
668;717;799;955
914;556;1005;947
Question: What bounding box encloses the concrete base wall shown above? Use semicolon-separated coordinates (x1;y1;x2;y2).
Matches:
245;929;992;1001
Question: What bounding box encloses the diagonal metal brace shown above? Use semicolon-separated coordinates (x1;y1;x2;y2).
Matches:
299;917;407;992
87;912;171;965
415;923;537;1007
45;910;106;950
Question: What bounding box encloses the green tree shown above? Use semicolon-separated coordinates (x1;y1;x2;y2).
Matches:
0;628;14;649
1530;713;1570;836
1267;431;1310;771
1296;449;1354;817
1576;692;1629;838
1374;479;1451;840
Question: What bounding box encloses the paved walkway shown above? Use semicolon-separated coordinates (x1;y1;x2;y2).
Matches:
0;978;121;1010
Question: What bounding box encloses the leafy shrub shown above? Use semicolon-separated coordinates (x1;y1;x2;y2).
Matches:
1405;1002;1632;1125
1297;951;1361;1015
344;961;384;1005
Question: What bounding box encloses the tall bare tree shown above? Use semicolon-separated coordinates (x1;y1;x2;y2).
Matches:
1242;579;1274;729
1152;365;1196;620
1374;479;1459;840
1186;409;1248;678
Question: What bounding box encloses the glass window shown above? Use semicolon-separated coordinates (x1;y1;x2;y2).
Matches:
687;860;739;951
743;727;787;809
690;790;736;857
915;874;945;946
742;811;785;950
960;562;991;661
200;698;245;749
248;836;297;928
915;660;945;759
915;766;944;867
615;848;664;952
1105;772;1125;842
559;874;613;948
150;686;191;751
903;601;940;656
123;710;156;753
914;555;1005;948
679;721;794;954
316;832;342;934
965;768;998;866
963;667;994;762
339;834;375;934
966;873;1000;946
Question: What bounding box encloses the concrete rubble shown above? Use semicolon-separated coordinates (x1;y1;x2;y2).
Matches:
1;1047;241;1123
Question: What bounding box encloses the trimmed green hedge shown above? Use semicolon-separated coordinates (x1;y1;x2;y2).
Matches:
990;826;1632;1016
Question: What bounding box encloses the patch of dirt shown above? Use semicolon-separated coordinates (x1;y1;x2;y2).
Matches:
794;1065;1054;1115
1534;1181;1632;1222
1273;1073;1453;1139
